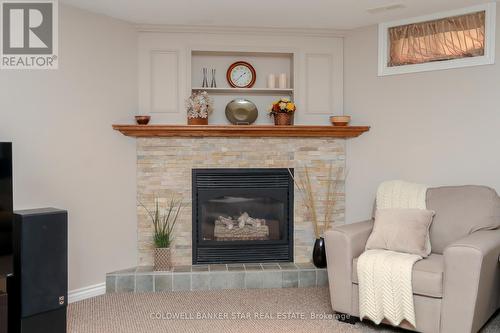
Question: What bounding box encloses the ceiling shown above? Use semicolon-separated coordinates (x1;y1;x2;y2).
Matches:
61;0;493;30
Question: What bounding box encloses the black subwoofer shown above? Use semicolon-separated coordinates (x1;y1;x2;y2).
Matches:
0;292;7;333
0;142;13;256
8;208;67;333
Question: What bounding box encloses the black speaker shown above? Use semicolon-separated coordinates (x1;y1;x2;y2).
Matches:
7;208;67;333
0;142;13;256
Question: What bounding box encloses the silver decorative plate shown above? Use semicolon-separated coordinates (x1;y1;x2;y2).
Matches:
225;99;258;125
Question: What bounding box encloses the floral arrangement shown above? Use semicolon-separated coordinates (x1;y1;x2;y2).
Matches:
186;91;214;119
268;97;296;115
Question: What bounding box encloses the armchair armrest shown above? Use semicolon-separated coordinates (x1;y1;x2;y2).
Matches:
325;220;373;314
441;229;500;333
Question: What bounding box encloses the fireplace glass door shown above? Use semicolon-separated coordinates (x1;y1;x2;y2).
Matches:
199;190;286;243
192;169;293;264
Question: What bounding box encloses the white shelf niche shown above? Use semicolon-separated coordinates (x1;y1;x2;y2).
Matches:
190;50;295;125
191;50;294;91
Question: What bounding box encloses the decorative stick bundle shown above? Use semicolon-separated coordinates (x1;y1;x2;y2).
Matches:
289;164;345;238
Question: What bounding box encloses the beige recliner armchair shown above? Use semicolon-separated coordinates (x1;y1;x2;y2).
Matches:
325;185;500;333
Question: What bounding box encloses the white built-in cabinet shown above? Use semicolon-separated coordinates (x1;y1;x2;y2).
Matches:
138;29;343;125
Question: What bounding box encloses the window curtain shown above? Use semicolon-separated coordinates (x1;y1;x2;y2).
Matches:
389;11;485;66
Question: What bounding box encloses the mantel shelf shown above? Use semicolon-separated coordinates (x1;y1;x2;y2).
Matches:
112;124;370;138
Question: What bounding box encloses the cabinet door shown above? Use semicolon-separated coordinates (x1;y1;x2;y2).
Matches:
151;51;179;114
139;47;186;123
299;39;343;124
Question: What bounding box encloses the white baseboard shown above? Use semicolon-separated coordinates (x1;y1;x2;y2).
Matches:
68;282;106;304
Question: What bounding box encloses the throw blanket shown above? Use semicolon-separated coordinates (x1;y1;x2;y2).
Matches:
358;250;421;326
358;180;428;327
376;180;427;210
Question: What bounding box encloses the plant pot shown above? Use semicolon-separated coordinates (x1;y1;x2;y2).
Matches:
273;112;294;126
312;237;327;268
154;247;172;271
187;117;208;125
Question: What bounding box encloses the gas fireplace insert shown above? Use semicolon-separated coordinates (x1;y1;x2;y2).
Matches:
192;168;293;264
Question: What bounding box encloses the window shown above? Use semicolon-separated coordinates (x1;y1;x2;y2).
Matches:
378;3;496;76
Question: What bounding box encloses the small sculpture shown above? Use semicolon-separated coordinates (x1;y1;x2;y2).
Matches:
202;67;208;88
210;68;217;88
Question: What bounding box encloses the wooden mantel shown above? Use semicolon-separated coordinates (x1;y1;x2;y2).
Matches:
112;124;370;138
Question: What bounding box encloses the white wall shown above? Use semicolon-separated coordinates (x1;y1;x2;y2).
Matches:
344;6;500;223
0;5;138;290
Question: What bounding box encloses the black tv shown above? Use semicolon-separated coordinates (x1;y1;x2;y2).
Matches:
0;143;13;255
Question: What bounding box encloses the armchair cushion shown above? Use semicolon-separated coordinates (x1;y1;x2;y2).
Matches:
352;254;444;298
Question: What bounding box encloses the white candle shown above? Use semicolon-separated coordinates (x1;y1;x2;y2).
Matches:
267;74;276;89
278;73;287;89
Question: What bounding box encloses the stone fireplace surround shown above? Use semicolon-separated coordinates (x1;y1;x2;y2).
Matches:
137;137;345;267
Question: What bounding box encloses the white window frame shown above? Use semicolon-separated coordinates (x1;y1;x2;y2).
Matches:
378;3;496;76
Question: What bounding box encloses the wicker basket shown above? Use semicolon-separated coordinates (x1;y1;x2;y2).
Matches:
154;247;172;271
187;117;208;125
273;112;294;126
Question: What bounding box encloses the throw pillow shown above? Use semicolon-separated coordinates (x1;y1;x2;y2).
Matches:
365;209;435;257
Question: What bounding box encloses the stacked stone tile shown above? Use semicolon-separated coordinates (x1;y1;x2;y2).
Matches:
137;137;345;266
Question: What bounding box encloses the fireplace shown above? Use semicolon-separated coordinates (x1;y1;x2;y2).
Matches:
192;168;294;264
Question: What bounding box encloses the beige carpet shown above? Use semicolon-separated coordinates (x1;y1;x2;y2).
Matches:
68;287;500;333
68;288;360;333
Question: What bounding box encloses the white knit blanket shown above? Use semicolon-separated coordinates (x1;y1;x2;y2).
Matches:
358;249;421;326
358;180;428;328
376;180;427;210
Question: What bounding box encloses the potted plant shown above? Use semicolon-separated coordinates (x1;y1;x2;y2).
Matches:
268;97;296;125
185;91;213;125
139;195;183;271
289;164;344;268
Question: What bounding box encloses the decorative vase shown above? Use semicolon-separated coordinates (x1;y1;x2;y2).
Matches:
187;117;208;125
312;237;327;268
154;247;172;271
273;112;294;126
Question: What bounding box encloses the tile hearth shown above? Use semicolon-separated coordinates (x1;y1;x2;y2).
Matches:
106;263;328;293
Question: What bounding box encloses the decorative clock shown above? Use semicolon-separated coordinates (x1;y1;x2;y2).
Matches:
226;61;256;88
